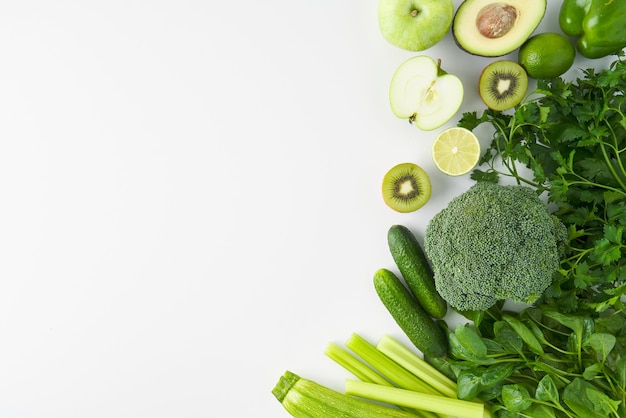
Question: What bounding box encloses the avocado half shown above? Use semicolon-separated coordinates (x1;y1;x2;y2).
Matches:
453;0;546;57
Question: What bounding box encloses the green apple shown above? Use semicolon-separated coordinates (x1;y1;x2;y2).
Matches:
378;0;454;51
389;56;463;131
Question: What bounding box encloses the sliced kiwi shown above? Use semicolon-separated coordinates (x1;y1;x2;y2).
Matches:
382;162;431;213
478;60;528;111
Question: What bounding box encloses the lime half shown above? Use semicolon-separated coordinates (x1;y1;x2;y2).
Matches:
432;127;480;176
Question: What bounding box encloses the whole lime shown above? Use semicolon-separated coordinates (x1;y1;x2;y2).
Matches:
518;33;576;79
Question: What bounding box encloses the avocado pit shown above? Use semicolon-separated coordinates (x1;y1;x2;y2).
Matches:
476;3;518;38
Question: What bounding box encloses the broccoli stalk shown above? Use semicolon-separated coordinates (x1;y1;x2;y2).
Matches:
423;182;567;312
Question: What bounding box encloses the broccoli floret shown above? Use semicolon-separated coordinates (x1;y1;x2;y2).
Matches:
424;182;567;312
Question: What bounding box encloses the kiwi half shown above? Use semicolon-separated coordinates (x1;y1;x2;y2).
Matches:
382;162;431;213
478;60;528;111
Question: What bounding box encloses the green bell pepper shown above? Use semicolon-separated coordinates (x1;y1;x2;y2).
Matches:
559;0;591;37
559;0;626;59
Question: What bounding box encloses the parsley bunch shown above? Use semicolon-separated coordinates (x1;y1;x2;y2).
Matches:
458;54;626;313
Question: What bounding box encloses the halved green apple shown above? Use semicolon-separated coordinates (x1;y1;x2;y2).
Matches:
389;56;463;131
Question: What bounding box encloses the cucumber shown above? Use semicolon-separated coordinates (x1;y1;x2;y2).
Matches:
373;268;448;358
388;224;448;319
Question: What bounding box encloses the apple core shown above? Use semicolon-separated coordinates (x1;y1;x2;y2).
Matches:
423;81;439;105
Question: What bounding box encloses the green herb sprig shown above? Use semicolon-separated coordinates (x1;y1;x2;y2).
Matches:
459;53;626;313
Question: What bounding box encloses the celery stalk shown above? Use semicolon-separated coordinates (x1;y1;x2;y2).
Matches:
345;333;441;396
325;342;442;418
377;334;457;398
345;380;485;418
377;335;492;418
325;342;390;385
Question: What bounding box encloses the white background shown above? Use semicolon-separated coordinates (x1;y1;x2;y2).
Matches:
0;1;615;417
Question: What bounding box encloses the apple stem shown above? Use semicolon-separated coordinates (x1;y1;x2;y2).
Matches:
411;9;419;17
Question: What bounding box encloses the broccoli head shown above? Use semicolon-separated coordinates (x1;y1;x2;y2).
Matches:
424;182;567;312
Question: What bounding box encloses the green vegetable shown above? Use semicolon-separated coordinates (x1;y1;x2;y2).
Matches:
501;313;545;355
376;334;458;399
387;224;447;318
422;182;567;312
325;342;391;386
344;333;441;397
326;333;492;418
558;0;590;37
325;338;440;418
373;268;448;357
345;380;485;418
272;370;419;417
458;55;626;313
435;305;626;417
559;0;626;58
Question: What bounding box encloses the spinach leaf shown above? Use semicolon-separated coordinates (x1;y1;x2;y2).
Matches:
456;369;482;401
563;378;620;417
501;384;532;413
523;403;558;418
540;306;585;335
455;323;487;359
587;332;617;362
480;362;514;389
448;332;494;365
493;321;523;354
502;313;545;355
534;374;559;403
